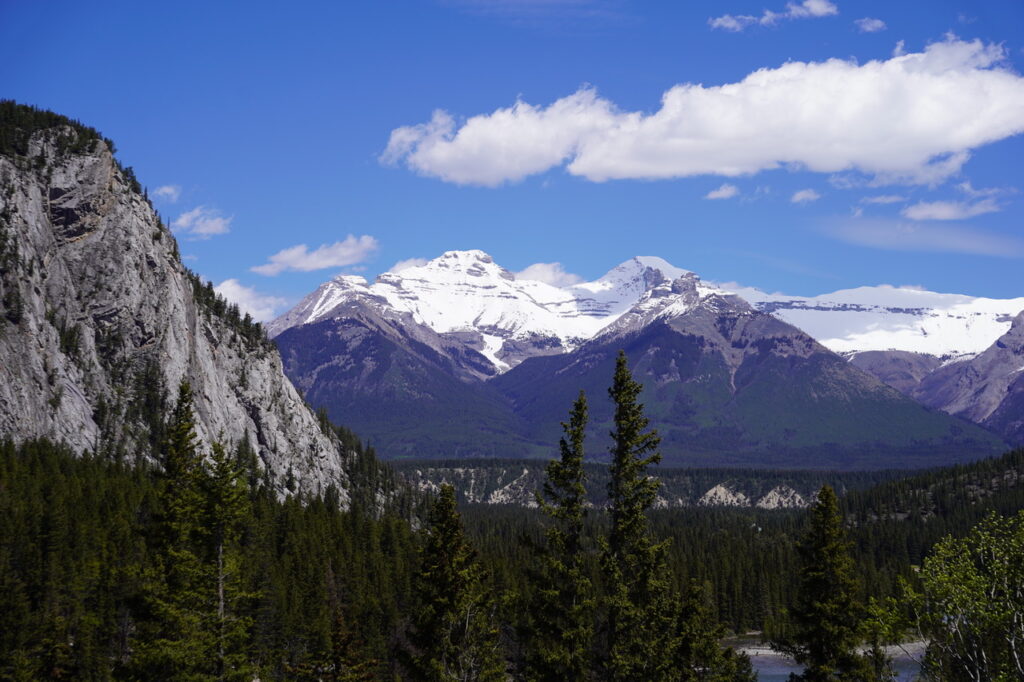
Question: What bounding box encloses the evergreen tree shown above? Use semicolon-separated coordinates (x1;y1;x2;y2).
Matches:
524;390;595;681
133;380;212;678
674;581;756;682
202;441;255;680
600;351;679;681
405;484;505;682
773;485;871;681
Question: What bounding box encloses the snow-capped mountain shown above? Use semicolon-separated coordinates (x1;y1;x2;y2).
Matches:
268;250;708;370
269;250;1024;374
730;284;1024;361
913;310;1024;444
271;250;1007;466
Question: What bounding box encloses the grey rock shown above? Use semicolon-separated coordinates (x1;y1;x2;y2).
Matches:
848;350;942;395
914;310;1024;444
0;127;349;503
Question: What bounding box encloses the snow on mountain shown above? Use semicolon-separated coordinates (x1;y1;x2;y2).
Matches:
268;251;701;369
269;250;1024;371
718;283;1024;360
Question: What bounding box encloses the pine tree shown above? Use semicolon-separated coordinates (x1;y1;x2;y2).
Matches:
773;485;871;681
405;484;505;682
524;390;595;681
600;351;679;681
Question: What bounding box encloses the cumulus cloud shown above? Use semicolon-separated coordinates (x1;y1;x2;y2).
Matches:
515;262;583;286
382;38;1024;188
705;183;740;199
389;257;429;273
791;188;821;203
153;185;181;202
854;17;886;33
829;218;1024;257
861;194;906;204
252;235;379;276
213;279;288;322
172;206;232;239
251;235;380;274
709;0;838;32
901;197;1000;220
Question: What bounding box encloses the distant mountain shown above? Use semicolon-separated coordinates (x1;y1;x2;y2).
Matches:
272;251;1005;468
731;283;1024;360
0;102;353;501
913;311;1024;445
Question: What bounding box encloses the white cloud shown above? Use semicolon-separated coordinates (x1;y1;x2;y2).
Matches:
389;257;429;273
213;279;288;322
709;0;837;32
383;38;1024;188
514;262;583;286
901;197;1000;221
861;194;906;204
153;185;181;202
957;181;1003;198
830;218;1024;257
251;235;379;276
705;183;740;199
791;188;821;203
172;206;232;240
854;17;886;33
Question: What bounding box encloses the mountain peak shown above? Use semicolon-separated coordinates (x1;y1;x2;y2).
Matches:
387;249;515;282
598;256;690;285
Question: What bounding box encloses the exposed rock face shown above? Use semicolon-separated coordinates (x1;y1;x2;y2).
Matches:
755;486;806;510
914;310;1024;444
396;462;820;509
0;124;348;502
848;350;943;395
698;484;751;507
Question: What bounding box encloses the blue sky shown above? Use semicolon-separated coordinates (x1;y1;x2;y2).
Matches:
2;0;1022;319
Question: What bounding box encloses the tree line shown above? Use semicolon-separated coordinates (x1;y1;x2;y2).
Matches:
1;353;1022;679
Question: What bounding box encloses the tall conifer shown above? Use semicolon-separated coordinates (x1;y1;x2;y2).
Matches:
600;351;678;680
773;485;871;680
203;441;254;680
525;390;594;681
133;380;211;677
406;484;505;682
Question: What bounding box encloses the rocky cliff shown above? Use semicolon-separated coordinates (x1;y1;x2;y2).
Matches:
0;106;349;502
914;310;1024;445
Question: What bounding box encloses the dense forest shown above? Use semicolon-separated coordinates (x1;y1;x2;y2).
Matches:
2;352;1023;679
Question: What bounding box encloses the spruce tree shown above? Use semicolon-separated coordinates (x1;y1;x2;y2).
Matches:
773;485;871;681
524;390;595;681
674;581;756;682
202;441;255;680
406;484;505;682
133;380;212;677
600;351;679;681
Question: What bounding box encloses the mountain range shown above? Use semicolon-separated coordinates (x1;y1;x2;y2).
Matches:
270;250;1020;468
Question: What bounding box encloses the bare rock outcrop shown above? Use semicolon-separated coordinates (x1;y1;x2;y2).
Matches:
0;123;348;502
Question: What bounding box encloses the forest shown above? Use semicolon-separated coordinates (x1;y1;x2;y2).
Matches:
1;351;1023;680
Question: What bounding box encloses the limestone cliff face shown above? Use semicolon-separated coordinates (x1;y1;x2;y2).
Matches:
0;123;349;503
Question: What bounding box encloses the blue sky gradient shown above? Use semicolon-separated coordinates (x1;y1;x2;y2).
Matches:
2;0;1022;318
